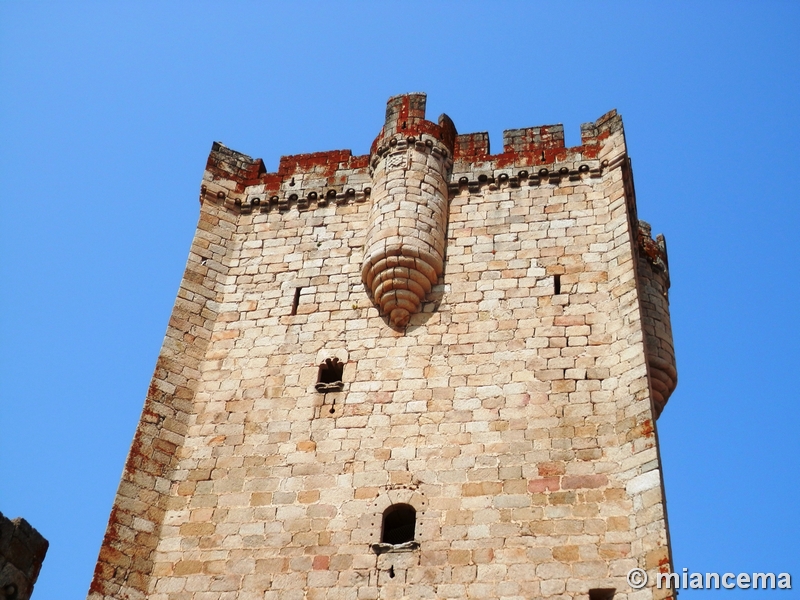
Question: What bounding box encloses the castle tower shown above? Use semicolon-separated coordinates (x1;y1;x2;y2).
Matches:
89;93;678;600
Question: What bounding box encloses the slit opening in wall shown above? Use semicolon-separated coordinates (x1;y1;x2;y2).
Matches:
291;287;301;316
554;274;562;295
588;589;615;600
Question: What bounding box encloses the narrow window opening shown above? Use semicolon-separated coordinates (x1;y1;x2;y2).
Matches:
381;503;416;545
388;565;395;579
291;287;301;316
589;589;615;600
315;358;344;392
554;274;562;295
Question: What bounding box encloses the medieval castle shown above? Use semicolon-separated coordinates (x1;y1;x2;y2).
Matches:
88;93;677;600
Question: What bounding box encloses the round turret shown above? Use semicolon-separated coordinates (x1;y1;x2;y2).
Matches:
362;94;456;327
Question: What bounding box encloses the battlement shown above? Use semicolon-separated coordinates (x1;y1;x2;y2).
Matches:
370;93;457;156
453;108;622;168
201;99;625;216
204;142;266;189
204;143;370;197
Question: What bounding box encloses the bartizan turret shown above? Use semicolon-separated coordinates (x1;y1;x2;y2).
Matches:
362;93;456;327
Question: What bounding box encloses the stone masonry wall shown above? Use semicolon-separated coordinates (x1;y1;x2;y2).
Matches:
0;513;48;600
89;191;241;600
90;94;677;600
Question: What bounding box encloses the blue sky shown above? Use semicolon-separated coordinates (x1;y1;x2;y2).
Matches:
1;2;798;598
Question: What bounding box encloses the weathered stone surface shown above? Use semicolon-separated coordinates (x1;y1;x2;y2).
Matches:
89;94;678;600
0;512;48;600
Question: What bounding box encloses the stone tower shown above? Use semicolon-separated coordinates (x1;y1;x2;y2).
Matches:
89;93;678;600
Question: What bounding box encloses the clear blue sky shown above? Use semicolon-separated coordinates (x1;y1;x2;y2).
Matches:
1;2;798;598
